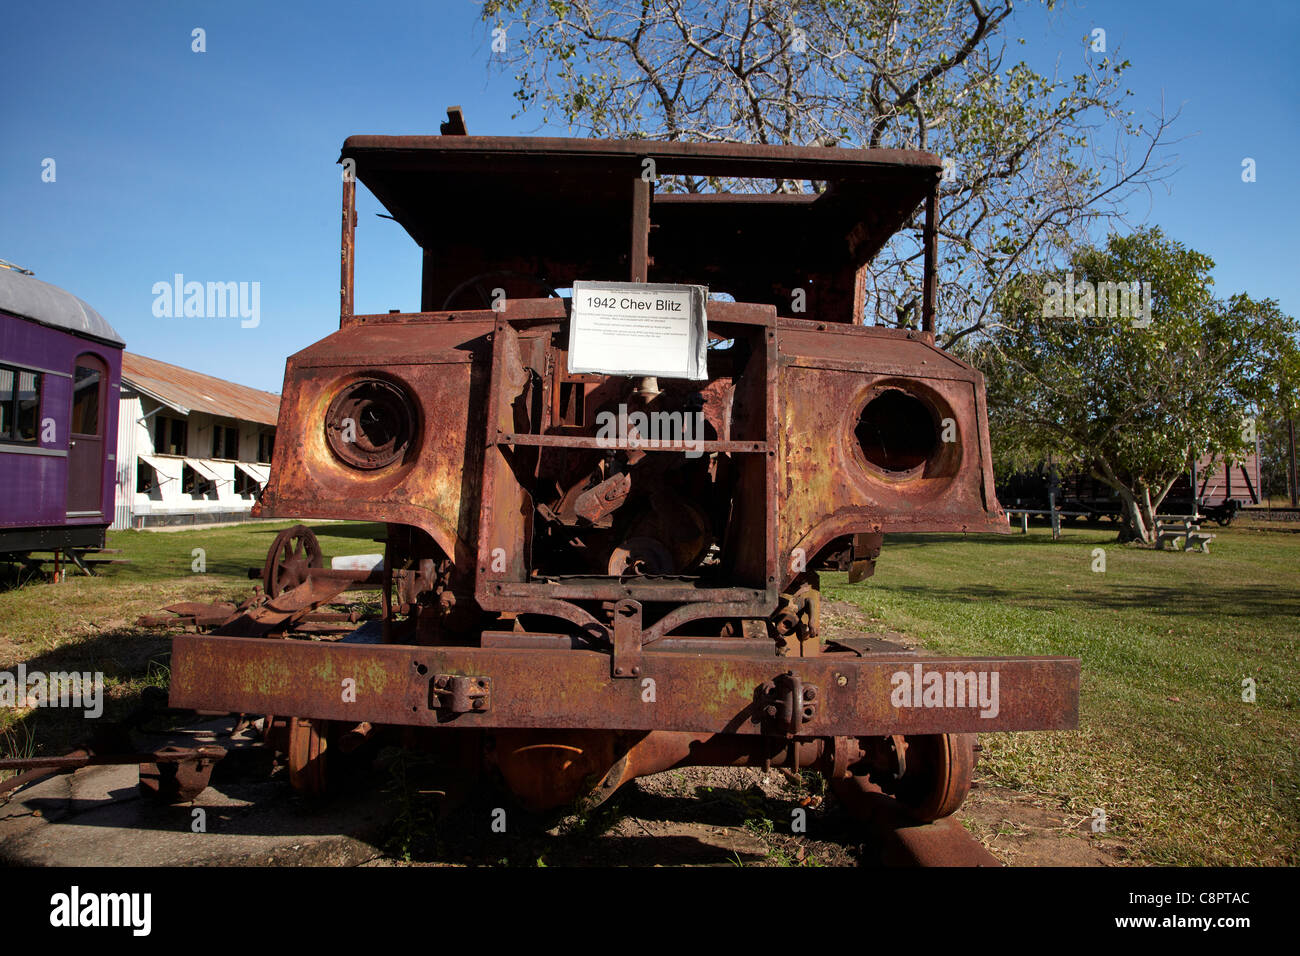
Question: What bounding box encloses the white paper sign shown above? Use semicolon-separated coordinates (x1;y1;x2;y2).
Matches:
568;281;708;380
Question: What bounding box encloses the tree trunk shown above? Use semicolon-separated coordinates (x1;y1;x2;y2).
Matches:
1093;458;1161;545
1139;483;1158;539
1115;486;1153;544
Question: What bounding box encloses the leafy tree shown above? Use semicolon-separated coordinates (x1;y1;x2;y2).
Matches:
1258;415;1298;504
480;0;1175;343
973;228;1300;542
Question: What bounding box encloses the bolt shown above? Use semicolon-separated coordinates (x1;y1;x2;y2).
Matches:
614;667;624;676
764;705;778;718
804;687;816;701
631;666;641;676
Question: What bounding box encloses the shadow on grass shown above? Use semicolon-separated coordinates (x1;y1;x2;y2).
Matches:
882;532;1121;548
384;775;855;867
865;582;1300;620
245;522;387;542
0;626;174;764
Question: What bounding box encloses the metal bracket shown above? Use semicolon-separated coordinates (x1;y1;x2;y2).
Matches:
611;599;643;679
848;532;883;583
428;674;491;719
757;671;818;734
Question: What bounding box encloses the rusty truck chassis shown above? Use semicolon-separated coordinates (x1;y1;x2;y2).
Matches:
164;122;1079;816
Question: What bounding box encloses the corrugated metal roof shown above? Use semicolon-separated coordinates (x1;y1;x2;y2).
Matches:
121;351;280;426
0;266;125;347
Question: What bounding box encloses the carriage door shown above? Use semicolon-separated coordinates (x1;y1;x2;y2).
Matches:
66;354;106;516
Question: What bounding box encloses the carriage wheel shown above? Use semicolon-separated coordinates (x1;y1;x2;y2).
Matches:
262;524;323;597
286;716;329;796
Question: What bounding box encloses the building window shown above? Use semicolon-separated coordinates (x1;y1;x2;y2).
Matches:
258;430;275;464
155;415;188;455
234;468;259;498
0;365;42;444
212;424;239;460
181;463;211;497
137;460;157;494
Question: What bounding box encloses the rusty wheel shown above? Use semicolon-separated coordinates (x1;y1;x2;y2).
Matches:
262;524;323;597
286;717;329;796
832;733;976;824
888;733;976;822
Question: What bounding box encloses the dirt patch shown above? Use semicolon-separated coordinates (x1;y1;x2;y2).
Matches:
819;599;920;649
960;784;1122;865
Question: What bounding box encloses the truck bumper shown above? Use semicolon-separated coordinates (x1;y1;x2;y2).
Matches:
170;633;1079;736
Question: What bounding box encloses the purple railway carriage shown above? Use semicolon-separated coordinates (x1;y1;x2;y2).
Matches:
0;264;123;555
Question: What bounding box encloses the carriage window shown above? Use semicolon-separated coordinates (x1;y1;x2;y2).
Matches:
15;371;40;440
0;365;43;444
0;367;12;440
71;364;101;435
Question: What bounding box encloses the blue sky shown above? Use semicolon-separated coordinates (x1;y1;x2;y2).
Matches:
2;0;1296;393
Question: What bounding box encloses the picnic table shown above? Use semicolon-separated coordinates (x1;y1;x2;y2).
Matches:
1003;508;1090;536
1154;516;1216;553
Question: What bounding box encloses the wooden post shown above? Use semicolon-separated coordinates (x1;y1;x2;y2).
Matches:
1289;418;1298;508
630;176;651;282
1048;464;1061;540
921;181;938;335
341;173;356;321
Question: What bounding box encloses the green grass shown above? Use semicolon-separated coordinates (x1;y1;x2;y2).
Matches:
823;524;1300;866
0;520;386;660
0;520;385;756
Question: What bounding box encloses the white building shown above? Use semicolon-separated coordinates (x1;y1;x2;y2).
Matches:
112;352;280;529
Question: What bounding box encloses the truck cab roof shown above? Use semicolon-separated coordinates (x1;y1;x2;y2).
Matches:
340;133;941;321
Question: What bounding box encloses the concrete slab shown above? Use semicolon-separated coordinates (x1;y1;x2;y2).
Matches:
0;722;396;867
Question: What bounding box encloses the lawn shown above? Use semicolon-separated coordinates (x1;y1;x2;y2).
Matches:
0;521;387;769
824;524;1300;866
2;518;1296;865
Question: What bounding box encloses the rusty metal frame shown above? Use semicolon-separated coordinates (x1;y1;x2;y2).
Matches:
341;173;356;319
169;633;1079;736
473;301;782;659
922;178;938;335
224;131;1080;775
